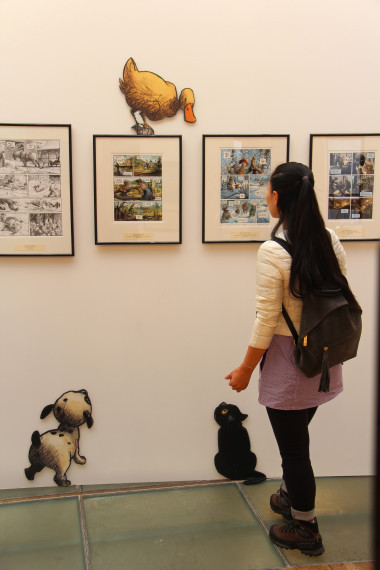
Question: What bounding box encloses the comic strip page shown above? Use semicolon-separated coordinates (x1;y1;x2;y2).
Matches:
0;139;62;237
220;148;271;224
113;154;163;222
328;151;375;220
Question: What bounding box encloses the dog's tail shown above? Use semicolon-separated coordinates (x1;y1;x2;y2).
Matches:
31;430;41;447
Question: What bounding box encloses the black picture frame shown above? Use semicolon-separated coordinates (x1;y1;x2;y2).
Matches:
310;133;380;241
202;134;290;243
0;123;74;256
94;135;182;245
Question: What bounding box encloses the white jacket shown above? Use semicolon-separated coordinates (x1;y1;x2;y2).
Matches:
249;228;347;350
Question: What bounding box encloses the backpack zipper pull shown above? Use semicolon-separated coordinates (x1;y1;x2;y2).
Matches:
318;347;331;393
303;335;308;347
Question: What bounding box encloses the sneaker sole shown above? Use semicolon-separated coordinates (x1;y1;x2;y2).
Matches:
269;534;325;557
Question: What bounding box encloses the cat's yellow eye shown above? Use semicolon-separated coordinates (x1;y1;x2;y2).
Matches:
221;409;228;414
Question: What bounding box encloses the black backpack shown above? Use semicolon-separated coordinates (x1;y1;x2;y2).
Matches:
272;236;362;393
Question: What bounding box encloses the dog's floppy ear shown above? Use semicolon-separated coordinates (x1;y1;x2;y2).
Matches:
40;404;54;419
83;411;94;428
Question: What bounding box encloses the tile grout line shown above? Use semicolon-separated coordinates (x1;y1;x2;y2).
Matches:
77;494;92;570
236;482;291;568
0;479;235;504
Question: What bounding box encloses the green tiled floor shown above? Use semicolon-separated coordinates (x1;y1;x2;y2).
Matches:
242;478;373;567
0;497;85;569
0;477;374;570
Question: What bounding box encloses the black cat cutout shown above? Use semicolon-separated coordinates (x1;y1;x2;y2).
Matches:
214;402;266;484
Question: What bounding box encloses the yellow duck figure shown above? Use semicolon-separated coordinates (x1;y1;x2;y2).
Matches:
119;58;196;135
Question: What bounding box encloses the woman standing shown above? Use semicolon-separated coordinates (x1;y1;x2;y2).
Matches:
225;162;359;556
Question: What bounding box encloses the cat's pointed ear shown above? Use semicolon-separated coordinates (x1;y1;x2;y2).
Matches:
240;412;248;421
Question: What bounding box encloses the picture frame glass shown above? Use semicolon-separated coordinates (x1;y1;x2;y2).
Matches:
0;124;73;256
203;135;289;243
94;135;182;244
310;134;380;241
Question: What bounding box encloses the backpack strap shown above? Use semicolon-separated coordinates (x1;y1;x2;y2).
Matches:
281;304;299;345
271;236;298;344
271;235;293;256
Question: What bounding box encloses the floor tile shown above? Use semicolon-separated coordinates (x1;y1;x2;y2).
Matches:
242;477;374;565
83;484;284;570
81;481;168;492
0;498;85;570
0;485;80;501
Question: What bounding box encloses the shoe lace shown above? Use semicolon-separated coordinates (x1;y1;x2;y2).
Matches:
278;488;290;507
281;519;317;538
281;520;298;533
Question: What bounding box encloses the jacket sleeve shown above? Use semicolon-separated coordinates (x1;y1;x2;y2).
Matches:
248;241;284;350
328;228;347;276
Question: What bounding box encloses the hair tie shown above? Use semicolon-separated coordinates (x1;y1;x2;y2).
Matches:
302;176;309;181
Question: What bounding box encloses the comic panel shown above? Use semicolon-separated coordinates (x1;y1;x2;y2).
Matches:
133;155;162;177
351;198;373;220
330;152;353;175
114;177;162;202
256;200;270;223
221;200;247;223
113;155;133;176
28;175;61;198
0;140;60;173
0;197;20;212
357;175;374;197
220;199;270;224
114;201;162;222
249;174;270;199
329;175;353;198
0;213;29;236
0;173;28;198
328;198;351;220
353;152;375;175
221;175;249;199
30;213;63;236
221;148;271;176
0;196;61;214
24;198;62;213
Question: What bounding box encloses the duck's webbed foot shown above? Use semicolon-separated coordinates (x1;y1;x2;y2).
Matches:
132;123;154;136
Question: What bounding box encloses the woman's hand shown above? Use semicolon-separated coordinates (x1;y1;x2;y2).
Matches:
224;346;267;392
225;364;253;392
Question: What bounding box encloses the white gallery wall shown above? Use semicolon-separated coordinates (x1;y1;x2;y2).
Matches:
1;0;379;489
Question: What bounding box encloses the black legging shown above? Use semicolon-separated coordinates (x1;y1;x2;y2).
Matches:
266;406;318;513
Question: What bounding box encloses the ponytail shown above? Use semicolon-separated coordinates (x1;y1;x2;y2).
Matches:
270;162;359;308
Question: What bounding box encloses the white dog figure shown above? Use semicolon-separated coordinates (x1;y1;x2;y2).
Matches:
25;389;93;487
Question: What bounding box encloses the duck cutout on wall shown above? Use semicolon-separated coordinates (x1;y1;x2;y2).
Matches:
214;402;266;485
119;57;196;135
25;389;93;487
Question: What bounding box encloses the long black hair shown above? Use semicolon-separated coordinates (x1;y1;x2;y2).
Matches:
270;162;360;307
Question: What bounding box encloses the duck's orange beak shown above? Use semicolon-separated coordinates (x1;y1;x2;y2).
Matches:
184;103;196;123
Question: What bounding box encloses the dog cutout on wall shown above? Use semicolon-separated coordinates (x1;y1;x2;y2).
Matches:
25;389;93;487
214;402;266;485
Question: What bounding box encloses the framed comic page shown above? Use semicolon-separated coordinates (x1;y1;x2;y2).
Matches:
202;135;290;243
310;134;380;241
0;124;73;256
94;135;182;244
